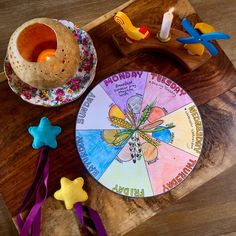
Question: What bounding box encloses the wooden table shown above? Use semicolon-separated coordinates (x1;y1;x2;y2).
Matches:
0;0;236;235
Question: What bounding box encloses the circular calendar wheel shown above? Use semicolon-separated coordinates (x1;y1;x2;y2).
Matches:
76;71;204;197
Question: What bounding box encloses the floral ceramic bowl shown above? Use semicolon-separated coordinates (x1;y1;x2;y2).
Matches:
4;20;97;107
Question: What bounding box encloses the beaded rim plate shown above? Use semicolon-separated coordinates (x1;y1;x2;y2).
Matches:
4;20;97;107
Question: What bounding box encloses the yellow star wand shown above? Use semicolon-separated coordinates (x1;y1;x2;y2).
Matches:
54;177;107;235
54;177;88;210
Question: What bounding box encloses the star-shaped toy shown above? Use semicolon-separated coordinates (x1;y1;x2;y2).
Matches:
28;117;62;149
54;177;88;210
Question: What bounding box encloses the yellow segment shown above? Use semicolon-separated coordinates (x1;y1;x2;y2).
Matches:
184;43;205;56
109;104;125;120
54;177;88;210
195;22;215;34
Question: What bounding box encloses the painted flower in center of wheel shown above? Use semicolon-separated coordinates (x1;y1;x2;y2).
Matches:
102;101;175;164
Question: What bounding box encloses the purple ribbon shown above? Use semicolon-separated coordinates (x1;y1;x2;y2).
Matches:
16;146;107;236
74;203;107;236
17;147;49;236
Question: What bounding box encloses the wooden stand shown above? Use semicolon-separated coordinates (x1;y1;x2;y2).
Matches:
112;25;211;71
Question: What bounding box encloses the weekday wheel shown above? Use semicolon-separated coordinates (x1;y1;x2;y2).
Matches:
76;71;204;197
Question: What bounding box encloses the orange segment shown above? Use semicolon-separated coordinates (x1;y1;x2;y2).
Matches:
184;43;205;56
195;22;215;34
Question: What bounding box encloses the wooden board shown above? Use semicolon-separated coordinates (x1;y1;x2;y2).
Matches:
0;195;18;236
127;162;236;236
112;25;211;71
0;0;236;235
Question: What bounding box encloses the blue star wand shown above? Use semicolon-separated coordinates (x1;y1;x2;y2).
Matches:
176;18;230;56
16;117;61;236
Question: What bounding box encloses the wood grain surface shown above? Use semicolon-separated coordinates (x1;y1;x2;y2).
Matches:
127;160;236;236
0;195;18;236
0;0;236;235
190;0;236;67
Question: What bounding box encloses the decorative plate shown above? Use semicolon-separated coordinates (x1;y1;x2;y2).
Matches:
4;20;97;107
75;71;204;197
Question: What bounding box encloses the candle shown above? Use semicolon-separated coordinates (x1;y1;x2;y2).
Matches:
159;7;174;40
37;49;56;62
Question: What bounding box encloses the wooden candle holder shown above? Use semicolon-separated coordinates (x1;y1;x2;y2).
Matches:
112;25;211;72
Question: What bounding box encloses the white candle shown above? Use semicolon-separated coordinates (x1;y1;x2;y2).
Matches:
160;7;174;40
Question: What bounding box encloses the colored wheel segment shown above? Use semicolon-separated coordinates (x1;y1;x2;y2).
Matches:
138;135;198;195
76;129;127;179
157;102;203;156
99;133;153;197
76;84;121;130
139;73;193;126
100;71;148;124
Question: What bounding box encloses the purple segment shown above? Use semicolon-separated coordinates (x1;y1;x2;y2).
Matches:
101;71;148;116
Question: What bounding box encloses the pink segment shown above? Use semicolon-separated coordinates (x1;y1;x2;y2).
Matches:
141;73;193;118
144;141;198;195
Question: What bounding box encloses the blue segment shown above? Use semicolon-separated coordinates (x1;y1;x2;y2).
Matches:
202;32;230;41
177;36;198;44
152;126;171;144
182;18;201;38
201;40;218;56
76;130;126;180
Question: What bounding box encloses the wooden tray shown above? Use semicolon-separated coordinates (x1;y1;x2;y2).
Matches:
0;0;236;235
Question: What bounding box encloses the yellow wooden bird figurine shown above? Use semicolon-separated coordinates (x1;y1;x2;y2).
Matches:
114;11;150;43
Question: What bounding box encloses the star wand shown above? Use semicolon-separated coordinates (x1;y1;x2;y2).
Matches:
16;117;61;236
54;177;108;236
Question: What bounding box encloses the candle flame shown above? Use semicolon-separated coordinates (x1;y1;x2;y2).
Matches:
169;7;175;14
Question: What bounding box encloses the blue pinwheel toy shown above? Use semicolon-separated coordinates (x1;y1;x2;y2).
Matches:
176;18;230;56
